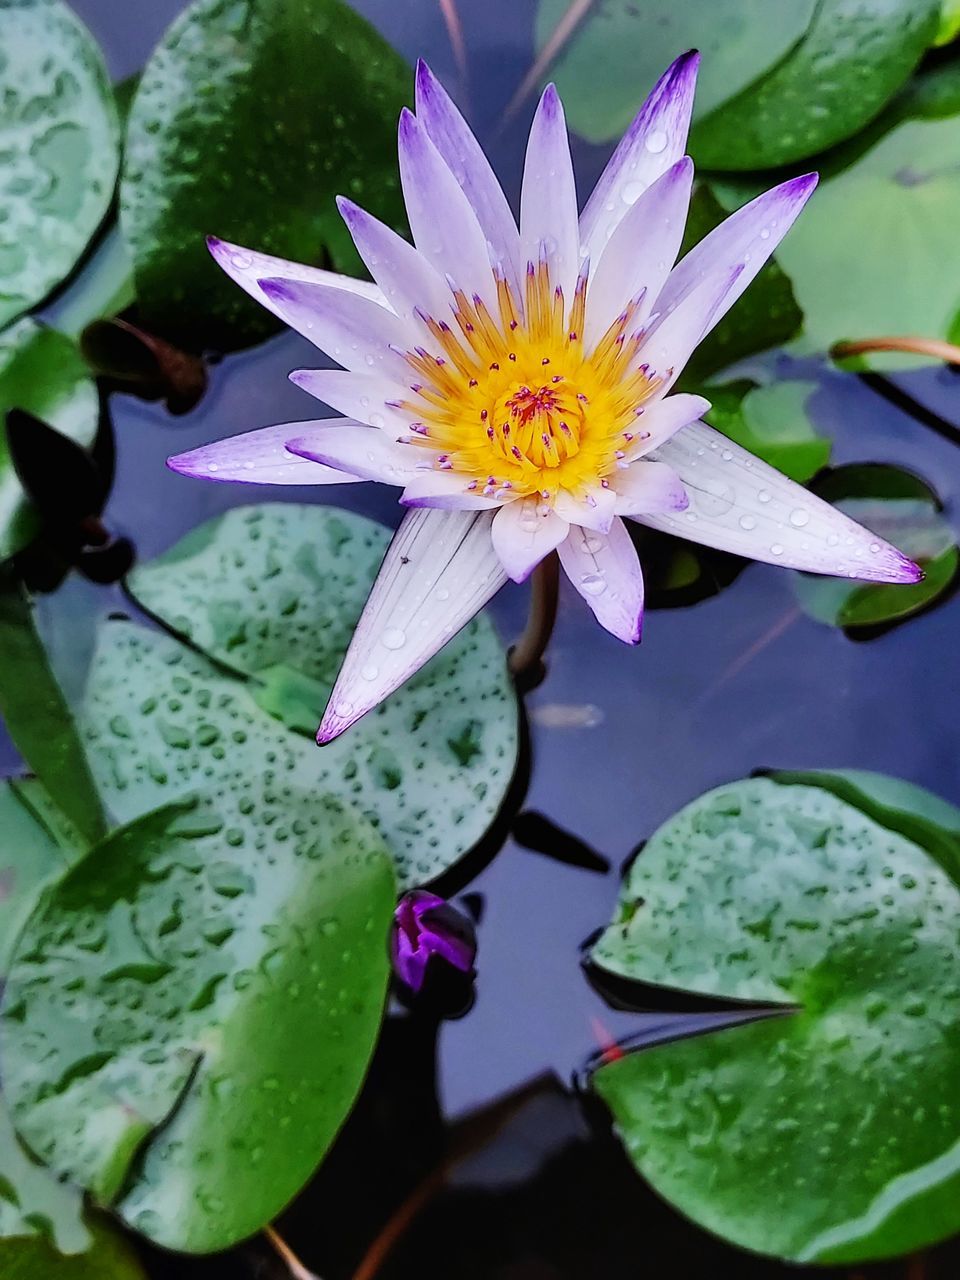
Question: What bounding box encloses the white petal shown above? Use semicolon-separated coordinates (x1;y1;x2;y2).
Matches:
520;84;579;304
554;486;616;532
258;277;412;381
206;236;388;317
285;424;420;484
626;392;712;457
317;509;507;742
167;423;362;487
397;108;496;308
612;460;688;515
558;517;644;644
289;368;408;430
636;421;922;582
639;265;742;390
400;471;502;510
415;60;523;294
579;51;699;264
491;499;569;582
586;156;693;346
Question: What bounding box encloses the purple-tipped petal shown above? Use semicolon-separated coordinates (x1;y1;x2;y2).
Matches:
206;235;388;317
398;108;497;308
637;420;923;582
520;83;579;303
579;51;700;263
585;156;694;346
625;392;712;458
558;517;644;644
638;265;743;390
491;499;569;583
554;486;616;533
336;196;453;327
289;368;407;430
653;173;818;341
400;471;501;510
415;60;522;293
317;509;507;743
258;276;411;380
167;422;362;486
612;460;688;515
285;424;419;484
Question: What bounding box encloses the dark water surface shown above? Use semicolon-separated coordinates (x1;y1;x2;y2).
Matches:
13;1;960;1276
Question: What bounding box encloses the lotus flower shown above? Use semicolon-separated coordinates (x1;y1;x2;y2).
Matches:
169;54;920;743
392;890;477;993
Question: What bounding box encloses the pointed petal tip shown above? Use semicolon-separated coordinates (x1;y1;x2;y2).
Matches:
206;234;223;253
415;57;437;96
316;704;357;746
258;275;295;303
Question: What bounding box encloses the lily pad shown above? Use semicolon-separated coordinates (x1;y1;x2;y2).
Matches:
792;465;957;631
0;1220;146;1277
534;0;818;145
2;793;395;1253
119;0;410;350
0;320;100;562
591;777;960;1263
0;779;74;973
104;504;518;890
702;379;830;484
691;0;939;169
0;0;119;327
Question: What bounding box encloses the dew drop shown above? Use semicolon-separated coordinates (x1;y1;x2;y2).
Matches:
770;543;784;556
621;180;645;205
580;573;606;596
381;628;406;650
645;129;668;154
789;508;809;528
739;514;757;531
361;663;379;681
757;489;772;504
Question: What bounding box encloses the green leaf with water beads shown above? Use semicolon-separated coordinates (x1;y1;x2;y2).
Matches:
1;792;395;1253
701;379;830;484
534;0;818;146
0;1222;145;1278
0;0;119;328
591;777;960;1264
119;0;409;351
791;465;958;631
105;504;518;890
0;320;100;562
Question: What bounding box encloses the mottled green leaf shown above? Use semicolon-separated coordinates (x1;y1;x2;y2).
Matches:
593;777;960;1263
0;0;119;327
109;504;518;889
0;1221;145;1277
702;379;830;483
120;0;409;350
2;794;395;1253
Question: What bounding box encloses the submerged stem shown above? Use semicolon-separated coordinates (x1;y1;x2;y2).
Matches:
508;552;560;688
831;336;960;366
265;1225;321;1280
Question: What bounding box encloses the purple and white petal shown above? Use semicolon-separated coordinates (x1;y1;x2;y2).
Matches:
637;421;923;582
285;424;419;484
639;265;743;390
206;236;388;316
554;485;616;533
579;51;699;263
258;277;412;381
491;499;569;583
415;60;522;293
558;517;644;644
520;84;580;303
400;471;502;510
317;509;507;743
627;392;712;457
167;423;362;487
612;460;688;515
585;156;694;346
653;174;818;342
289;368;409;430
337;196;453;327
398;108;497;308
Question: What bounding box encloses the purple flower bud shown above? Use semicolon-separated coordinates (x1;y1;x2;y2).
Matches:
391;891;476;993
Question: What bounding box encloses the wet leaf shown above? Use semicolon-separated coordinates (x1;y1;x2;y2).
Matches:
702;379;830;484
0;1220;146;1277
592;777;960;1263
0;779;75;974
120;0;409;350
0;571;107;845
534;0;818;145
0;0;119;327
792;465;957;631
691;0;939;169
1;794;395;1253
108;504;518;890
0;320;100;561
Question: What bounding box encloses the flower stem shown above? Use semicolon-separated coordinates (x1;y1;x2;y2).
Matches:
508;552;560;689
831;336;960;366
265;1225;321;1280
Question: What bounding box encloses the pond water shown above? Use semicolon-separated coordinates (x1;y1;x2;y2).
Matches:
4;0;960;1276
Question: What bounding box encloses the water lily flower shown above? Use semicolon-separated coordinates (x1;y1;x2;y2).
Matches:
392;890;477;993
169;53;920;742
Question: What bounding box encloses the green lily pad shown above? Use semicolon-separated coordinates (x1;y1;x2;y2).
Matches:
119;0;410;351
0;1221;146;1277
2;793;395;1253
106;504;517;890
591;777;960;1263
0;779;75;974
691;0;939;169
702;379;830;484
0;320;100;562
0;0;119;327
792;465;957;631
534;0;818;145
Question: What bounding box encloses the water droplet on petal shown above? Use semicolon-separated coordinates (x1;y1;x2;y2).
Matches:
580;573;606;596
645;129;668;154
789;508;809;528
382;628;406;650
